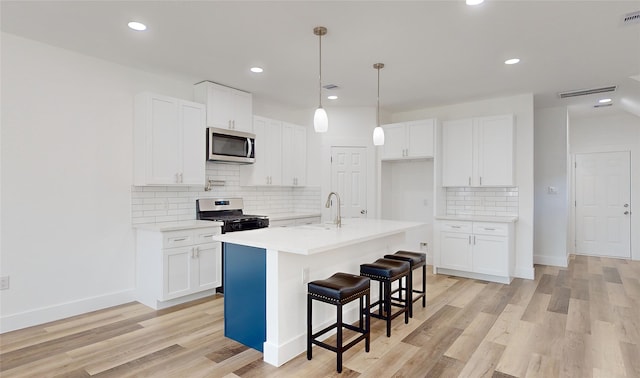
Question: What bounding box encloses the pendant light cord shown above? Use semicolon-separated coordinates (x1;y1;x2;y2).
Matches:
318;32;323;108
376;66;380;127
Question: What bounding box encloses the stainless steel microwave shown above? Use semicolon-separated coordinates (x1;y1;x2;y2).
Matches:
207;127;255;164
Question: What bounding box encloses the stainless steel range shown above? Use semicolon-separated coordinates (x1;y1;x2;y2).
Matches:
196;198;269;233
196;198;269;294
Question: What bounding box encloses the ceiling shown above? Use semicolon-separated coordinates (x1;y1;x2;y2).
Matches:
2;1;639;117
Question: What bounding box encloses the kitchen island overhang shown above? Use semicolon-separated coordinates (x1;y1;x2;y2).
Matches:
212;218;425;367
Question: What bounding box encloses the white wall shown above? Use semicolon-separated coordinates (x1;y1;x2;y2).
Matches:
392;93;535;279
0;33;321;332
534;107;570;267
314;107;378;222
569;111;640;260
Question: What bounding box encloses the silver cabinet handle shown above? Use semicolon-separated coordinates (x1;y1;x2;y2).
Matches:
624;211;630;215
451;226;461;229
473;235;476;245
179;173;183;183
468;235;471;244
468;177;471;186
194;246;199;258
173;237;187;242
232;120;235;129
624;204;629;207
480;177;482;185
201;234;214;238
484;228;496;231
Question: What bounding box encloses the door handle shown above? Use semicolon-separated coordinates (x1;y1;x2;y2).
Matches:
624;211;630;215
360;209;367;215
624;204;629;207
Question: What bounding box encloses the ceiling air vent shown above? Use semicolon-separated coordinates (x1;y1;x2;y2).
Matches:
323;84;339;90
558;85;617;99
623;10;640;25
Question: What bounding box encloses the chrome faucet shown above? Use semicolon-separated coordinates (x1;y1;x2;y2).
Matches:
325;192;342;228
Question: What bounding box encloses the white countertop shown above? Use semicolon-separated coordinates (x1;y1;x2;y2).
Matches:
266;212;322;222
134;220;223;231
435;215;518;223
212;218;424;255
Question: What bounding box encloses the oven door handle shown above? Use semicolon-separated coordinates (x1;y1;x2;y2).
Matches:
246;138;253;158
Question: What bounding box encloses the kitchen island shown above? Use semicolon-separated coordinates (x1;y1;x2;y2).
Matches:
211;218;424;367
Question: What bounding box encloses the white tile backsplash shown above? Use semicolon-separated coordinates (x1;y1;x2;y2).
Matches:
131;162;321;225
445;187;518;216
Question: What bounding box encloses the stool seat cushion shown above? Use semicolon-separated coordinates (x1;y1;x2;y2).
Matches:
384;251;425;266
395;251;426;263
360;258;410;279
308;273;370;301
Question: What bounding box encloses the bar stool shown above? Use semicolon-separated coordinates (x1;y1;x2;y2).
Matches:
384;250;427;318
360;258;410;337
307;272;370;373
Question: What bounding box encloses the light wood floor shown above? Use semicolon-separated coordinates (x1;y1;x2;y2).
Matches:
1;255;639;377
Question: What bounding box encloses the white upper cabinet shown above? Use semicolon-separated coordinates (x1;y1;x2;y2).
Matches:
282;122;307;186
241;116;307;187
134;92;206;186
194;81;253;132
442;114;514;187
381;119;434;160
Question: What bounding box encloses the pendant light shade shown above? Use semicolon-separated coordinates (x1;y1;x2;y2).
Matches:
373;126;385;145
373;63;385;146
314;107;328;132
313;26;328;133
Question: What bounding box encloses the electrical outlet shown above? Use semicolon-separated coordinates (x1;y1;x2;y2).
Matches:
420;242;428;252
0;276;9;290
302;268;309;285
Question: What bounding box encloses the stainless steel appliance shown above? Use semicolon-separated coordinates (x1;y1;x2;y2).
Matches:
196;198;269;294
207;127;255;163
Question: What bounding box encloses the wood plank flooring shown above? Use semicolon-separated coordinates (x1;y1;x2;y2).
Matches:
1;254;639;377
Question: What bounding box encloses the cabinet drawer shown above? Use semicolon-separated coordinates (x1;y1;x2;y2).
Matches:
440;221;472;233
163;231;194;248
194;228;221;244
472;222;508;236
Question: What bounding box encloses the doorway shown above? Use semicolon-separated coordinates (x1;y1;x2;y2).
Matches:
330;146;367;218
574;151;631;258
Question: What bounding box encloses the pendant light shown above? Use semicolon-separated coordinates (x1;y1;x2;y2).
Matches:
313;26;328;133
373;63;385;146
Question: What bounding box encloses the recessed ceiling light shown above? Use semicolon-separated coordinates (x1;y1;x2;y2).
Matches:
250;67;263;73
127;21;147;31
598;98;612;103
466;0;484;5
504;58;520;65
327;95;338;100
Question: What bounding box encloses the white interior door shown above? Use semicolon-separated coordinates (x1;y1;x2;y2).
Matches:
331;147;367;218
575;152;631;258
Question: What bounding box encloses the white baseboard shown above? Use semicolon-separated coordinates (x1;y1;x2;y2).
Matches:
534;254;569;268
514;266;535;280
0;289;135;333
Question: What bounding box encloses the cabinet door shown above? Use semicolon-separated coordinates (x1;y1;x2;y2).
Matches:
293;125;307;186
381;123;406;160
442;118;473;187
231;89;253;132
282;123;307;186
193;242;221;290
163;247;193;300
439;232;472;271
406;119;434;158
472;234;509;276
264;119;283;185
205;83;234;129
146;95;181;185
474;115;514;186
179;101;206;185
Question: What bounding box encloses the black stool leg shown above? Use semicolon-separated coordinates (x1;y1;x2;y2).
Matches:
385;280;391;337
307;295;312;360
336;303;343;373
365;292;370;352
422;265;426;307
407;268;414;318
404;275;409;324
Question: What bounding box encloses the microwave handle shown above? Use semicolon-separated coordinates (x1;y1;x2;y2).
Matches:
246;138;253;158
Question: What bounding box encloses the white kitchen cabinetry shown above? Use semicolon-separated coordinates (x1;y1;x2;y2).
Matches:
241;116;282;186
282;122;307;186
436;220;514;283
441;115;514;187
269;215;322;228
381;119;434;160
134;92;205;186
136;226;221;309
194;81;253;132
241;116;307;187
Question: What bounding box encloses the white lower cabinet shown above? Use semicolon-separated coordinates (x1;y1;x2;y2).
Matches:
436;220;514;283
136;226;221;309
269;216;321;228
